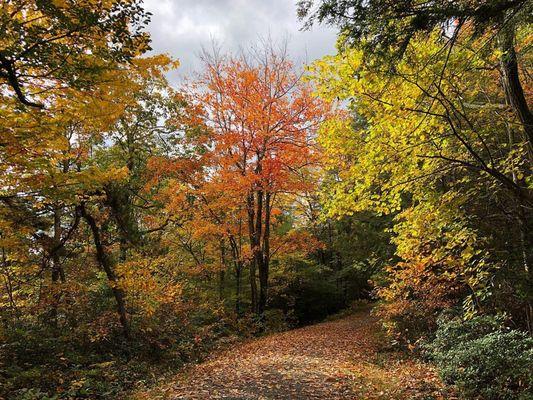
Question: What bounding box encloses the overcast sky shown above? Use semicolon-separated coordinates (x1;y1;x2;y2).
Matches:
143;0;338;85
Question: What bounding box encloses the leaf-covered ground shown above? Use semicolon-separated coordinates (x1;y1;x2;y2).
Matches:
133;308;454;399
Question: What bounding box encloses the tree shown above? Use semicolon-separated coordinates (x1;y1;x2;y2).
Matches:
298;1;528;51
0;0;151;108
299;0;533;159
75;55;181;337
311;27;532;335
172;43;329;315
0;54;180;338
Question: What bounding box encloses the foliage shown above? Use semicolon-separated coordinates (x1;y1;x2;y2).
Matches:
0;301;234;399
425;315;533;399
149;43;331;318
0;6;363;393
310;24;532;341
298;0;531;58
269;257;343;325
2;0;531;398
0;0;151;108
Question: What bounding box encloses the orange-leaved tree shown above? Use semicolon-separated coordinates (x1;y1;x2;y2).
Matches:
185;44;330;315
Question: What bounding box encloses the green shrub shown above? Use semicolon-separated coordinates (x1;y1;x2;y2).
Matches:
425;315;533;400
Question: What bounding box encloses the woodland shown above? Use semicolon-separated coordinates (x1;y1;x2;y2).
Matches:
0;1;532;399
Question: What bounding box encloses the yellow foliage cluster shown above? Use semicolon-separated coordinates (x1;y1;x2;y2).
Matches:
311;26;531;339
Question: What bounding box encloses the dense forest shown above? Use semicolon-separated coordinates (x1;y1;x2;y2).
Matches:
0;1;531;399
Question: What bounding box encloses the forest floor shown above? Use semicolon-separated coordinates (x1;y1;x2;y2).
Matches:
132;307;455;400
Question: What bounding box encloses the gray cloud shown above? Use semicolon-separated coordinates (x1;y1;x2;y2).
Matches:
143;0;338;85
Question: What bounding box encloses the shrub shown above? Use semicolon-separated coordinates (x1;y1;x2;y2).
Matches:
425;315;533;400
376;258;467;348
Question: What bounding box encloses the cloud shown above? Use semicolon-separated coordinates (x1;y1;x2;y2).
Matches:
143;0;337;84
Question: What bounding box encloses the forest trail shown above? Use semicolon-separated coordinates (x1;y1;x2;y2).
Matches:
133;307;452;400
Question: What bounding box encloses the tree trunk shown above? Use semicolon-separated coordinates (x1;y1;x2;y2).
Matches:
81;205;130;338
235;261;242;316
254;190;264;315
249;261;258;314
219;240;226;301
227;237;243;316
247;192;258;313
258;192;271;315
51;207;66;283
247;187;273;316
499;25;533;161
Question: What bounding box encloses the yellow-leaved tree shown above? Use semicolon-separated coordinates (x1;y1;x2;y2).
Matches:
311;26;532;341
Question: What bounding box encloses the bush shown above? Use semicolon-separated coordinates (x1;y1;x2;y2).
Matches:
425;315;533;400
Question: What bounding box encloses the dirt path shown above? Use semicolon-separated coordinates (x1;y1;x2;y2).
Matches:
134;308;452;399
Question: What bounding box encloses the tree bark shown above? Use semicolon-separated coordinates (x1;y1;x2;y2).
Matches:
246;188;273;316
51;206;67;283
254;189;265;315
219;240;226;301
81;204;130;338
247;192;258;313
226;236;243;316
258;192;271;315
499;25;533;161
